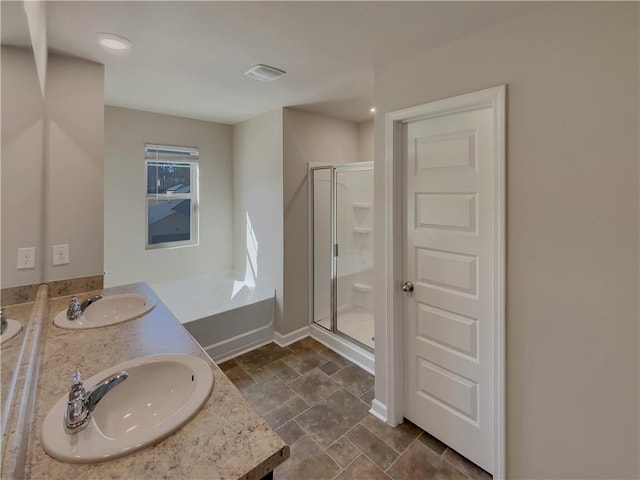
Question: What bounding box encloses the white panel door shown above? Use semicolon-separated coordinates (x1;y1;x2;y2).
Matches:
403;105;496;473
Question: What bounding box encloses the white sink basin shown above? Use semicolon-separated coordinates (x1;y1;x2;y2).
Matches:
1;319;22;344
54;293;155;329
41;353;214;463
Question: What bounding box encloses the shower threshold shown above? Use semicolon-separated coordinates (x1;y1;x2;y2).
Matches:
315;306;374;350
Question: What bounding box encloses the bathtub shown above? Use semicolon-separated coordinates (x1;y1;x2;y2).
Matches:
150;273;275;363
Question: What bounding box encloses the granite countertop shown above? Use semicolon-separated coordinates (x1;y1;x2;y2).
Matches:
1;301;32;409
24;282;289;479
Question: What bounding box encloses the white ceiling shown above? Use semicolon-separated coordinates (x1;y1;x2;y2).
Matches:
2;1;542;124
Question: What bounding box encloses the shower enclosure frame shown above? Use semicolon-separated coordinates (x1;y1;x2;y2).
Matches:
308;161;374;354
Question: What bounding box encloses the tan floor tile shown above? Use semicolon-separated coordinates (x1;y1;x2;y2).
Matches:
345;424;398;470
263;397;310;430
268;359;300;383
417;430;447;455
283;347;327;374
319;348;351;368
443;448;492;480
249;366;276;383
332;364;375;397
235;342;291;371
224;365;255;391
225;344;489;480
359;388;375;406
360;415;421;453
286;339;307;351
242;377;297;414
274;436;340;480
288;369;341;404
318;361;341;376
276;420;306;445
326;437;361;468
298;337;327;351
335;455;390;480
218;358;238;372
295;389;369;448
387;441;467;480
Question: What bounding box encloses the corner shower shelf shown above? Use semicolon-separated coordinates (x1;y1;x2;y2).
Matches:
352;283;372;293
353;203;372;209
353;227;372;235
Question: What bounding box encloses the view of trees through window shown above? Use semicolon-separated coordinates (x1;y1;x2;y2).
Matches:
146;161;191;195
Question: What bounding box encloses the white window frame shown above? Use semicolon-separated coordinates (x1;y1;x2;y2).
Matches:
144;144;199;250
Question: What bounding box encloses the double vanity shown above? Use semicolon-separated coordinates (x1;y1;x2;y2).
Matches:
1;282;288;479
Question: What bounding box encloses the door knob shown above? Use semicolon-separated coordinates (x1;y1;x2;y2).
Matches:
401;281;414;292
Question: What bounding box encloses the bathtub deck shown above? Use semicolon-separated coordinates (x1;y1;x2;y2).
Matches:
151;273;274;324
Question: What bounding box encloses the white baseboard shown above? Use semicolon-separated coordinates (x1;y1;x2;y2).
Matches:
273;325;310;347
205;323;309;364
203;322;274;364
206;338;273;364
310;323;375;374
369;399;388;423
206;322;375;385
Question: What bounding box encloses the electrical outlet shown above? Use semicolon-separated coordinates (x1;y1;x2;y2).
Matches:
17;247;36;269
52;244;70;266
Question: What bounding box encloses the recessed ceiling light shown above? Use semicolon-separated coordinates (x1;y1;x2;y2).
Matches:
95;33;132;51
370;107;376;113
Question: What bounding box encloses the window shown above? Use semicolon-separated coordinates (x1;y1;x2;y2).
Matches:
145;144;199;249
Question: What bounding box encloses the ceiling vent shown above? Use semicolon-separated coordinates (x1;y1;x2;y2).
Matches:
244;64;286;82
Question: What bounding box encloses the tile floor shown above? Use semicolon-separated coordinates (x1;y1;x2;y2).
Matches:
220;338;492;480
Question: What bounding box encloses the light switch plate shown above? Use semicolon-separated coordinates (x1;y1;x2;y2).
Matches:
17;247;36;269
52;244;70;266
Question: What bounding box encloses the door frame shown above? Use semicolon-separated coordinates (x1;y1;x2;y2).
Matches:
383;85;506;478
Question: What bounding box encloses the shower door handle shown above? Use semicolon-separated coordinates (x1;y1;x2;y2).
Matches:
401;281;414;293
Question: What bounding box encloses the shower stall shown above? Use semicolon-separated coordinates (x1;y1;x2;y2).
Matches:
309;162;374;357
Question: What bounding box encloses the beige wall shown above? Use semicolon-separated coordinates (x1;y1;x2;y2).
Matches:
357;120;374;163
1;50;104;288
373;3;639;478
104;106;233;287
232;110;284;330
1;46;45;288
282;108;360;334
45;54;104;282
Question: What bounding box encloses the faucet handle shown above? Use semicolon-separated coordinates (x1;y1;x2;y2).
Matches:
72;370;82;385
67;297;82;321
69;370;85;401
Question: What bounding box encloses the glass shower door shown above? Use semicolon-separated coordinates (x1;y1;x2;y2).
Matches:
334;165;374;350
310;162;374;351
311;167;332;331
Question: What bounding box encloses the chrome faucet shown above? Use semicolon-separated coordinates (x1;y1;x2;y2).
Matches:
64;369;128;434
66;295;103;321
